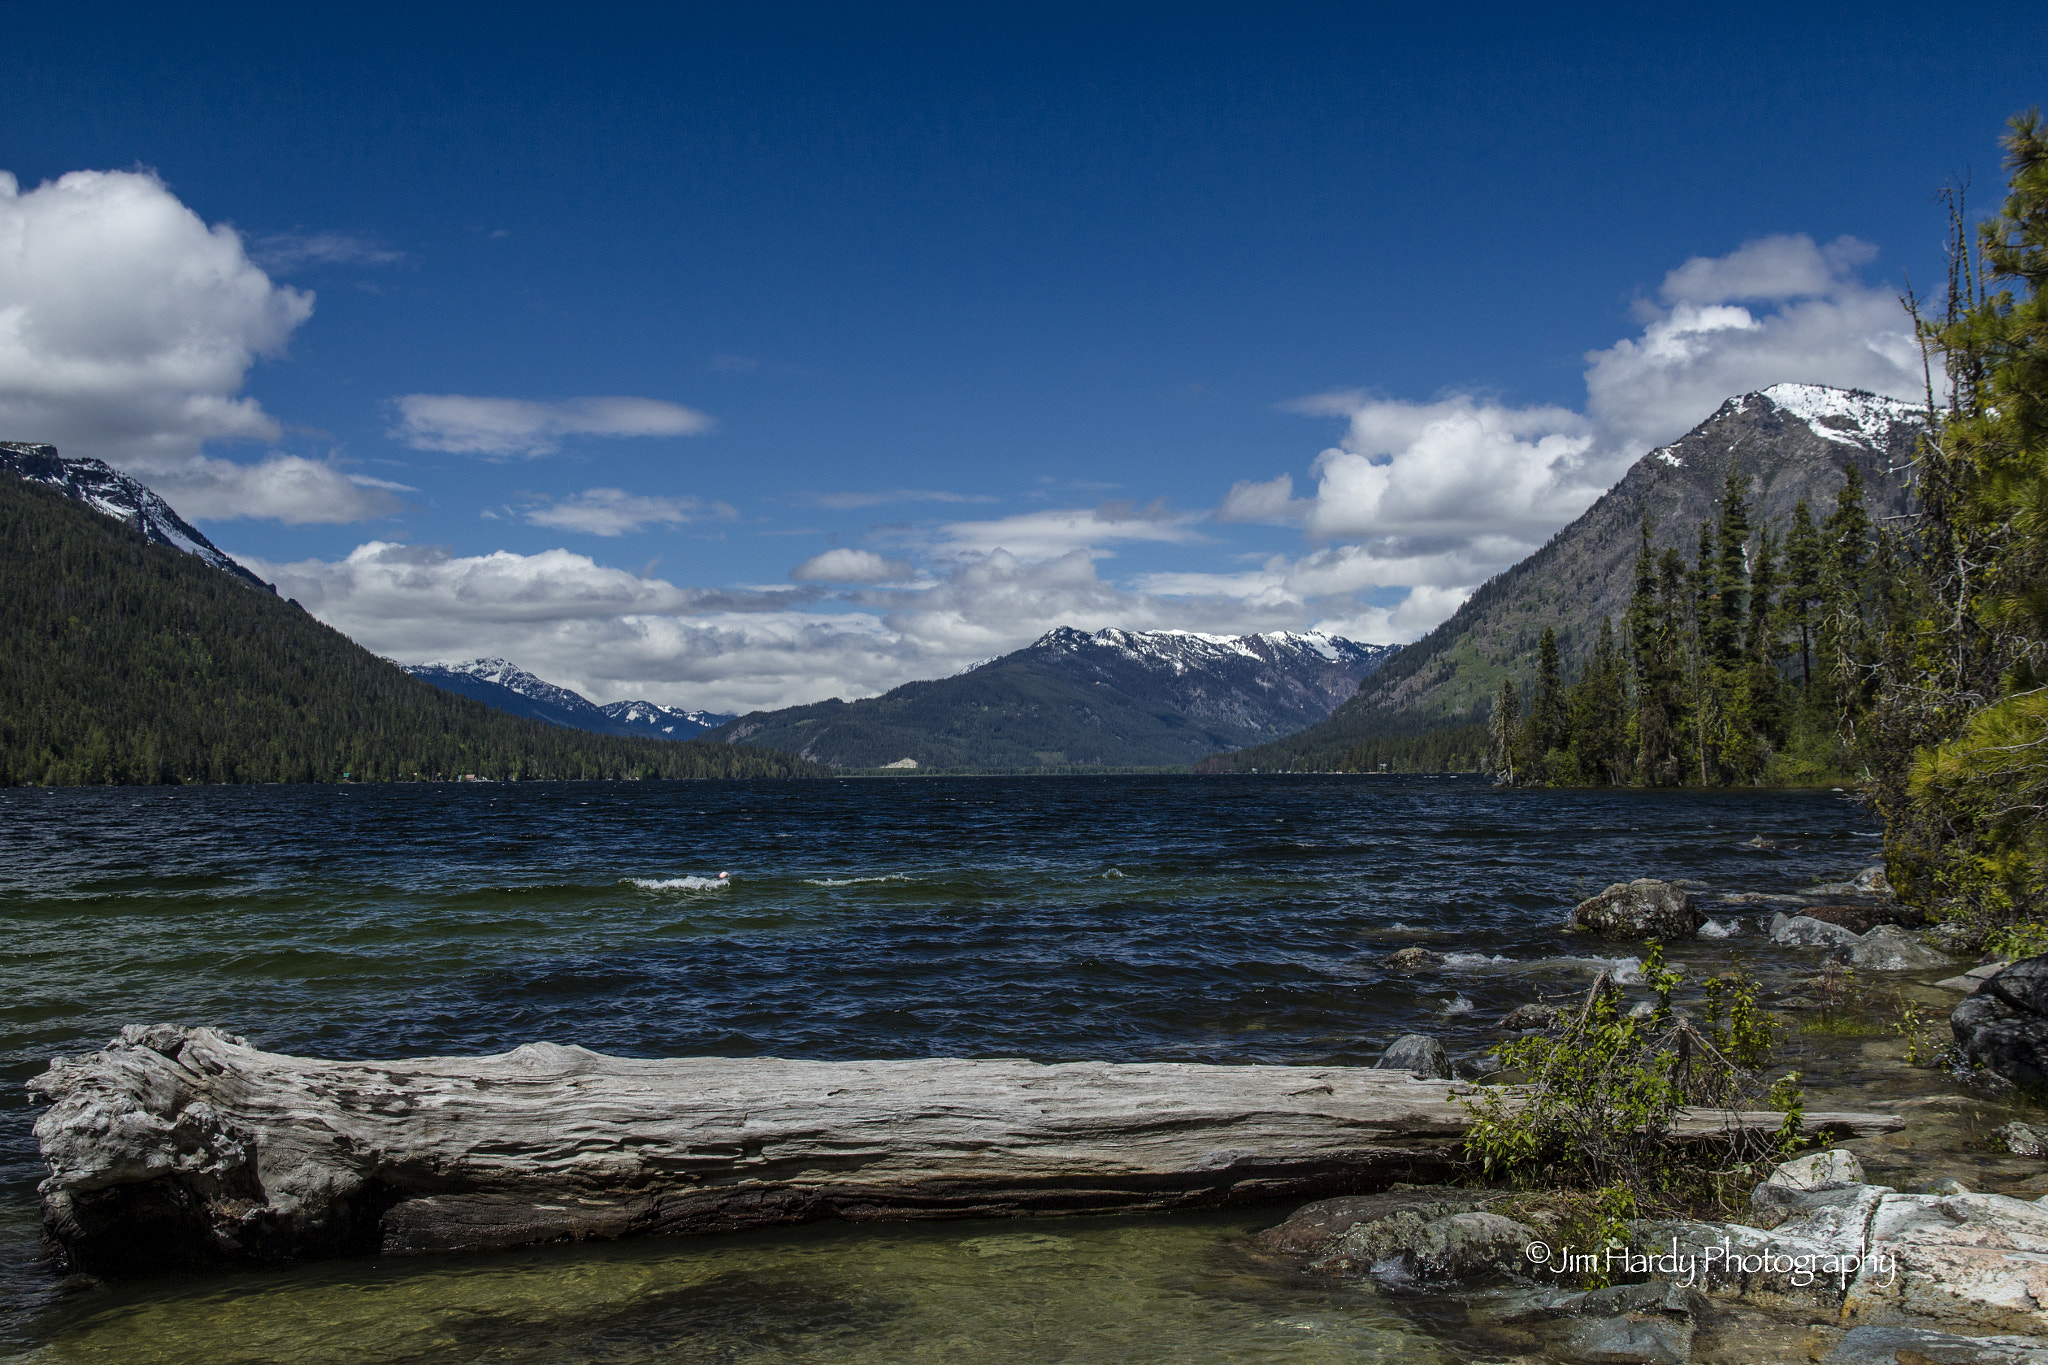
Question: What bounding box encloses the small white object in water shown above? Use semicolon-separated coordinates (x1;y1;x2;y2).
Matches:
1698;918;1738;938
1440;994;1475;1015
628;875;732;891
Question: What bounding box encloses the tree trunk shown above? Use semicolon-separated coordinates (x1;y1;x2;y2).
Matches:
28;1026;1901;1272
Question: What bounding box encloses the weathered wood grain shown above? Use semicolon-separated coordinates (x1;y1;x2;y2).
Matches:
26;1026;1901;1272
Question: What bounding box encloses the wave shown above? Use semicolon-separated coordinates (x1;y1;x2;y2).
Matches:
1698;918;1741;938
804;874;912;887
1438;994;1475;1015
628;876;731;892
1442;952;1512;967
1562;954;1644;985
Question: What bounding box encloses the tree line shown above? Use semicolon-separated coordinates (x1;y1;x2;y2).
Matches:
1486;465;1882;789
0;476;825;786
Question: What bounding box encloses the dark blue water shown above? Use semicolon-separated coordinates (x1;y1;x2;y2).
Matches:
0;776;1882;1361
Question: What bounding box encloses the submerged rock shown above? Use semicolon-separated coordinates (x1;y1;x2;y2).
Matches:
1999;1122;2048;1158
1254;1187;1533;1281
1771;913;1863;948
1827;925;1954;972
1374;1034;1451;1080
1573;880;1704;940
1822;1326;2048;1365
1497;1003;1566;1031
1383;946;1444;973
1252;1188;1499;1257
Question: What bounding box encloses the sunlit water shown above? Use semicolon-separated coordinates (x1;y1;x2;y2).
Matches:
0;776;1885;1361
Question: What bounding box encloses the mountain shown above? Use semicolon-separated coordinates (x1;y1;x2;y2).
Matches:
1199;383;1925;772
0;441;275;591
402;658;736;740
0;468;821;785
702;627;1398;769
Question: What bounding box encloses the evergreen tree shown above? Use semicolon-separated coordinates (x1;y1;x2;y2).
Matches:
1524;626;1569;780
1781;500;1824;693
1568;617;1629;784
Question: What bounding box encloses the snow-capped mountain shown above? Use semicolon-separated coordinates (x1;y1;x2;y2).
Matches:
0;442;274;591
402;658;734;741
597;700;737;738
705;626;1398;769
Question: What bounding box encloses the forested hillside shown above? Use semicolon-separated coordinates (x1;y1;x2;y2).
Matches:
0;476;823;785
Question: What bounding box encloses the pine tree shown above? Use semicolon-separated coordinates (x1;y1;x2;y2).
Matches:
1524;626;1569;780
1488;677;1521;785
1782;500;1824;693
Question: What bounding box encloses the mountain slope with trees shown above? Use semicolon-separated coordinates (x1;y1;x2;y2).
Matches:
0;473;822;785
704;627;1395;769
1199;384;1922;773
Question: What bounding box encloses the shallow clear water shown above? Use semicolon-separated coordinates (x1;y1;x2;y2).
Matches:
0;775;1882;1361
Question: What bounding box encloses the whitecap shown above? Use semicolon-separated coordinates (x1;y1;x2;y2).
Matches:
1102;868;1126;879
629;875;731;892
803;873;911;887
1439;994;1475;1015
1561;954;1644;985
1442;952;1512;967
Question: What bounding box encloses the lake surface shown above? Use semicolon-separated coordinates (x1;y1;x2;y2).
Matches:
0;775;1884;1361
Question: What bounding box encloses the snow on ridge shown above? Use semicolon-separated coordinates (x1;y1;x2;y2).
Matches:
1755;384;1922;448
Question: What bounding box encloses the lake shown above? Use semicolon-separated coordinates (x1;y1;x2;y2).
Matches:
0;775;1884;1361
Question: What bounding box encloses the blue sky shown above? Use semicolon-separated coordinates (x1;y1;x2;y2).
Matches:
2;3;2039;710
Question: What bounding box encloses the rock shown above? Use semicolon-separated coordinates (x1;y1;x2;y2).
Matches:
1720;892;1810;905
1384;947;1444;973
1952;992;2048;1089
1801;903;1926;934
1853;865;1893;896
1822;1326;2048;1364
1938;975;1988;994
2000;1122;2048;1157
1573;880;1704;940
1990;957;2048;1017
1954;957;2048;1089
1556;1314;1695;1364
1772;914;1864;947
1927;1178;1975;1195
1375;1034;1451;1080
1827;924;1954;971
1497;1003;1566;1031
1973;962;2013;982
1767;1148;1868;1190
1363;1209;1539;1281
1567;1280;1710;1320
1750;1149;1868;1228
1251;1188;1496;1256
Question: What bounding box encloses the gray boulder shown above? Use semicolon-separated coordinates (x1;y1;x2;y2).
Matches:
1573;879;1703;939
1374;1209;1538;1280
1374;1033;1451;1080
1259;1188;1535;1281
1823;1326;2048;1364
1750;1148;1868;1228
1828;924;1954;971
1556;1314;1694;1364
2001;1122;2048;1157
1853;864;1894;896
1497;1002;1566;1031
1953;955;2048;1089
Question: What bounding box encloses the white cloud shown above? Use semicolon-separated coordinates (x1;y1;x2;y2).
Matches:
247;539;1344;714
790;548;917;583
136;453;405;524
932;499;1203;559
0;167;312;465
808;488;999;509
523;487;735;536
1215;473;1301;525
391;394;713;457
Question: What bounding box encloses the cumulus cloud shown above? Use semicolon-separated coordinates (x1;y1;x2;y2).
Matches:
138;454;406;523
390;394;713;457
522;487;735;536
1583;233;1924;455
247;539;1335;714
932;499;1202;559
0;167;312;465
1226;232;1930;644
790;548;917;583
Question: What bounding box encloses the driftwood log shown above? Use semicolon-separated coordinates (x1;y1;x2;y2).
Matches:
28;1025;1903;1272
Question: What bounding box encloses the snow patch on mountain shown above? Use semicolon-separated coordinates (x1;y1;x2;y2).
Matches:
0;442;274;591
1743;384;1923;449
1029;625;1394;676
403;657;733;740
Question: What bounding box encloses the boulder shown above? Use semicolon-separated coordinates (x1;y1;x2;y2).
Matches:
1801;902;1925;935
1822;1326;2048;1364
1383;947;1443;973
1828;925;1954;972
1772;913;1863;948
1374;1034;1451;1080
2000;1122;2048;1158
1750;1148;1868;1228
1363;1209;1538;1281
1260;1188;1535;1281
1853;865;1893;896
1573;880;1704;939
1954;956;2048;1089
1252;1188;1497;1257
1555;1314;1694;1364
1927;920;1991;955
1497;1003;1566;1031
